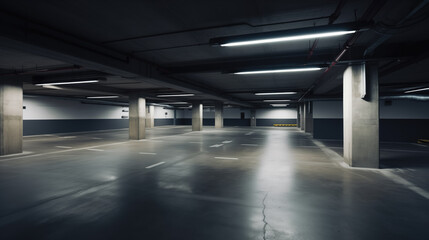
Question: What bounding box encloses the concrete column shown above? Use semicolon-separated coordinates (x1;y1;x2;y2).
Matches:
250;109;256;127
145;105;155;128
301;103;306;131
297;105;301;128
214;102;223;128
0;79;23;155
129;97;146;140
343;64;379;168
192;102;203;131
305;101;313;134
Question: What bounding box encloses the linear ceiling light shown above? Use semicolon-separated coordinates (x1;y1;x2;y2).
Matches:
42;85;63;90
271;104;289;107
255;92;297;95
87;96;119;99
263;100;291;102
166;102;188;104
221;31;356;47
404;87;429;94
157;94;195;97
235;67;322;75
35;80;99;86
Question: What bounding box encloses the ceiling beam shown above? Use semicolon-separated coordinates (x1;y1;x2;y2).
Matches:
0;10;252;107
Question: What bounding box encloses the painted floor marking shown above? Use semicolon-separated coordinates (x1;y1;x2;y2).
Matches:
139;152;157;155
86;148;104;152
245;132;254;136
312;138;429;200
380;171;429;200
56;146;73;149
222;140;232;144
210;144;224;148
241;144;258;147
146;162;165;169
60;136;76;139
92;137;103;140
0;151;33;158
0;142;128;162
214;157;239;160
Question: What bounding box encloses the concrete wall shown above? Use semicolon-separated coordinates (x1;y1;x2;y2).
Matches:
153;106;175;126
313;100;429;142
23;96;128;135
175;107;296;126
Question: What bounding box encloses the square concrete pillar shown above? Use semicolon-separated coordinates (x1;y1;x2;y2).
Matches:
297;105;301;128
305;101;313;134
250;109;256;127
129;97;146;140
214;102;223;128
146;105;155;128
0;79;23;155
343;64;379;168
301;103;306;131
192;102;203;131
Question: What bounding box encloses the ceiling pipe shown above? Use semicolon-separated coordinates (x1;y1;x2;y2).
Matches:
299;0;388;102
307;0;346;61
364;0;429;57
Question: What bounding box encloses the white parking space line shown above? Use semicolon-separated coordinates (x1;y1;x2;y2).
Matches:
86;148;104;152
313;139;429;200
0;151;33;158
56;146;73;149
210;144;224;148
222;140;232;144
245;132;254;136
241;144;258;147
411;143;428;148
214;157;239;160
60;136;76;139
139;152;157;155
92;137;103;140
0;142;128;163
146;162;165;169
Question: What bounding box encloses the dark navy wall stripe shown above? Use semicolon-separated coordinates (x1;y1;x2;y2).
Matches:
313;118;429;142
24;119;128;136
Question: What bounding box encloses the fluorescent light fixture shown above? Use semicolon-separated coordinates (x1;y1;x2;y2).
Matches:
42;85;63;90
263;100;291;102
35;80;99;86
255;92;297;95
166;102;188;104
87;96;119;99
235;67;322;75
271;104;289;107
221;31;356;47
157;94;195;97
404;87;429;94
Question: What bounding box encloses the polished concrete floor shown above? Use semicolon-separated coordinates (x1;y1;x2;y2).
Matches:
0;126;428;240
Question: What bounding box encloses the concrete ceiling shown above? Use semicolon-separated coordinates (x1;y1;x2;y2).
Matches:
0;0;428;107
